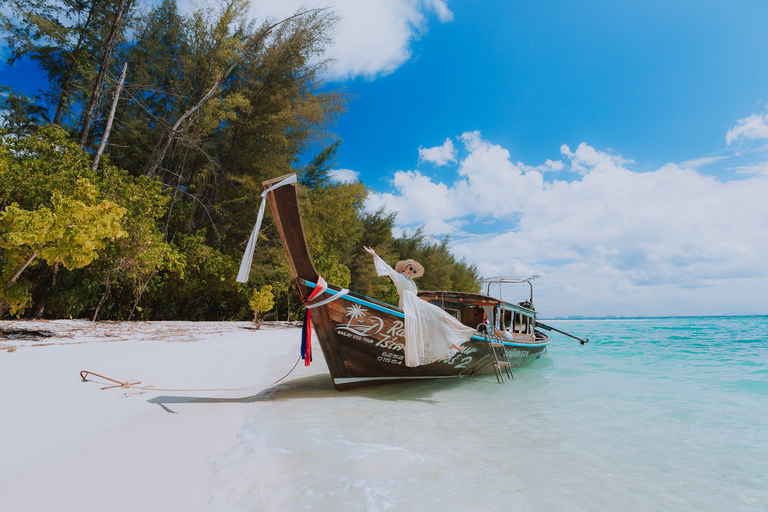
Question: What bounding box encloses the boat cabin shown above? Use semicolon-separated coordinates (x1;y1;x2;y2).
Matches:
418;290;540;343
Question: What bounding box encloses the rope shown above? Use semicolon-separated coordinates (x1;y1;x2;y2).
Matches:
266;355;302;387
81;355;305;392
79;370;244;392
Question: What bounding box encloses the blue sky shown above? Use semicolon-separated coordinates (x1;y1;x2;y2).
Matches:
3;0;768;317
308;0;768;318
332;0;768;180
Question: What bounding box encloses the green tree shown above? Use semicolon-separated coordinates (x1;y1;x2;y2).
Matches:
87;163;180;320
102;0;189;175
0;1;480;320
249;284;274;328
300;180;368;288
0;0;138;128
0;86;48;133
349;208;397;300
450;258;481;294
0;179;126;316
0;126;176;319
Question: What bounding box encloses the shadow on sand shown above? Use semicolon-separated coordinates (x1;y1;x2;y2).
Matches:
147;372;478;413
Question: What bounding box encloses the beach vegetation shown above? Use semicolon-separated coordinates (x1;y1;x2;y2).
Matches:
0;0;481;320
249;284;274;328
0;125;175;318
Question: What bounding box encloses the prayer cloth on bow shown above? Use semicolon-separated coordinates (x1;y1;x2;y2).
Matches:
236;174;298;283
300;276;349;366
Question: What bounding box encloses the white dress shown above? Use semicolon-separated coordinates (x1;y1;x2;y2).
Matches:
373;256;476;367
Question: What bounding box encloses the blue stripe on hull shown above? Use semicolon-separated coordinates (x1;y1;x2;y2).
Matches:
302;279;551;349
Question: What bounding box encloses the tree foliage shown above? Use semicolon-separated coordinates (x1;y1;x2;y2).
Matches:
0;125;172;317
0;0;481;320
249;284;274;328
0;0;139;127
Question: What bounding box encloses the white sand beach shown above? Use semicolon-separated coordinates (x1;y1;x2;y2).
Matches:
0;320;307;512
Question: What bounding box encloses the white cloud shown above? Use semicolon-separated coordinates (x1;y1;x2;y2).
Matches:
734;162;768;177
679;155;726;169
174;0;454;81
367;170;462;234
560;142;633;174
312;0;427;80
329;168;359;182
726;111;768;145
426;0;453;22
517;159;565;173
366;131;768;317
418;138;457;166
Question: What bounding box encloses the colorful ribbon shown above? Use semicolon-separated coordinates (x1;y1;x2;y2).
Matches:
301;280;349;366
300;276;328;366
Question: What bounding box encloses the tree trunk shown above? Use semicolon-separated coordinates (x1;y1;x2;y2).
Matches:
78;0;129;148
5;250;39;287
92;62;128;170
163;166;185;238
144;11;313;178
162;142;194;238
53;1;98;126
92;272;111;321
144;67;233;178
127;269;157;321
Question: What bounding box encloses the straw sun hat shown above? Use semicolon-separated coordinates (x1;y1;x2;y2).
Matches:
395;259;424;278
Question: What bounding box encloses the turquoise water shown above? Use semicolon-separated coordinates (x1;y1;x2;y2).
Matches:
206;316;768;511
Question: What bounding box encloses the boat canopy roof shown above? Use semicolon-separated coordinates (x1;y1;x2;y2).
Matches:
417;290;537;317
479;275;540;285
477;275;539;308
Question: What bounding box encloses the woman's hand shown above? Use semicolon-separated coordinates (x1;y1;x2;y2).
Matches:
363;246;377;257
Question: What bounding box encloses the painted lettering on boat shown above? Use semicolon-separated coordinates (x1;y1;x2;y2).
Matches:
374;338;405;351
506;348;533;358
337;329;377;345
336;304;485;366
454;356;473;369
377;351;405;365
335;304;406;351
442;346;478;368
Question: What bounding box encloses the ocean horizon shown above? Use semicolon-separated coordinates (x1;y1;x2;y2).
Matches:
542;314;768;320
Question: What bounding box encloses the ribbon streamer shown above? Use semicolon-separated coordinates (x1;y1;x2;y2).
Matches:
300;280;348;366
300;276;328;365
305;288;349;309
236;174;298;283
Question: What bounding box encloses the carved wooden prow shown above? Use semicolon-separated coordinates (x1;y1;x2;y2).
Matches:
262;174;319;285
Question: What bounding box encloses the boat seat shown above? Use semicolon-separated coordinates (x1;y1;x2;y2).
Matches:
497;329;534;342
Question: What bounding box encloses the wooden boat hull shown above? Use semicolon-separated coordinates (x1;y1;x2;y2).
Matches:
262;174;549;390
301;282;547;389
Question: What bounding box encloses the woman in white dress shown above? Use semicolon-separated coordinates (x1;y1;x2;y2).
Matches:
364;246;476;367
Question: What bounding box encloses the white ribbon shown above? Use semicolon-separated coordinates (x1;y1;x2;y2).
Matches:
305;288;349;309
236;174;298;283
302;277;349;308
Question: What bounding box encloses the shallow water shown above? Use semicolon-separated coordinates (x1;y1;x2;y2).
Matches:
206;316;768;511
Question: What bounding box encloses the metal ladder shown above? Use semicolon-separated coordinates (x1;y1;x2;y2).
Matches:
484;333;514;383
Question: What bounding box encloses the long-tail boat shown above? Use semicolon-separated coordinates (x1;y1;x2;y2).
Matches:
251;173;555;390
